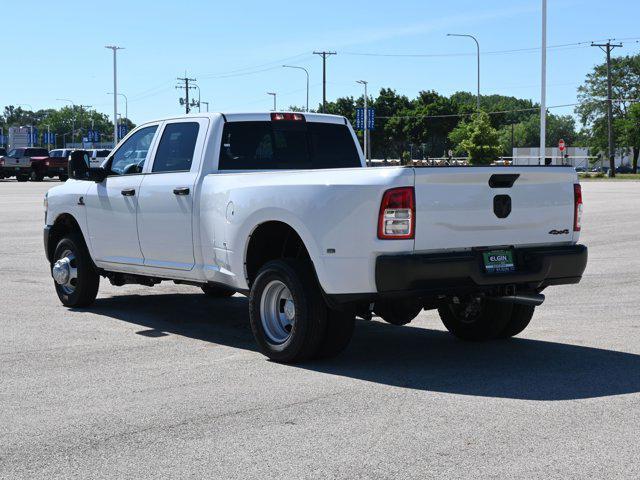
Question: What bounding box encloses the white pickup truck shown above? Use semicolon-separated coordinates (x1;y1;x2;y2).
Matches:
44;112;587;362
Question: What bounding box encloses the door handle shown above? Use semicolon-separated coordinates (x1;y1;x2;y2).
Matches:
173;187;190;196
121;188;135;196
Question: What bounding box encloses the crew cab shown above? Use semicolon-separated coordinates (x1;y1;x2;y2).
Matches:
1;147;49;181
30;150;69;182
43;112;588;362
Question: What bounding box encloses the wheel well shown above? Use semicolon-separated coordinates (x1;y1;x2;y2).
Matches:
47;214;84;262
245;221;311;286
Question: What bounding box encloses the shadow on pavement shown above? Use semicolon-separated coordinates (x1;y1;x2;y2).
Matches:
87;292;640;401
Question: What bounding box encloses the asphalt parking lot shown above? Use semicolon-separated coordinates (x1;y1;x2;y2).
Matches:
1;179;639;479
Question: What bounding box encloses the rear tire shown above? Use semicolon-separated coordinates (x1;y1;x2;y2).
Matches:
59;174;68;182
438;298;513;341
52;233;99;307
201;284;235;298
30;171;44;182
374;299;422;326
498;304;535;338
16;175;29;182
249;259;326;363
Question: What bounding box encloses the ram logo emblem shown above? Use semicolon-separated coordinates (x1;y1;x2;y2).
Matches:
548;229;569;235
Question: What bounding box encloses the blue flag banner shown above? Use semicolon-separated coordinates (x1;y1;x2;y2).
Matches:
355;108;375;131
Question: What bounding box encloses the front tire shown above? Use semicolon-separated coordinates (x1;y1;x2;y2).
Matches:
16;174;29;182
249;259;326;363
59;174;68;182
438;298;513;341
52;233;99;307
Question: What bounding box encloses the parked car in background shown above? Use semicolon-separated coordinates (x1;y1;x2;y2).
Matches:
49;149;75;160
87;149;111;168
574;166;587;172
615;164;634;174
0;147;49;181
0;147;6;157
30;152;69;182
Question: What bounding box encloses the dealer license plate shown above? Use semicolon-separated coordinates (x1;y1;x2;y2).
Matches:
482;249;516;274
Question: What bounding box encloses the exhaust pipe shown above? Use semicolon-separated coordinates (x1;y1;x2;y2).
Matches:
492;293;545;307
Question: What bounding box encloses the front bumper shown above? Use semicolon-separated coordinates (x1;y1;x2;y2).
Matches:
0;165;30;177
375;244;588;294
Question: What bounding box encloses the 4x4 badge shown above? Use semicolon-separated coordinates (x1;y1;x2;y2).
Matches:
548;229;569;235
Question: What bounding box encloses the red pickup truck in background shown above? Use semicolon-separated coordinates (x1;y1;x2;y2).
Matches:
29;148;72;181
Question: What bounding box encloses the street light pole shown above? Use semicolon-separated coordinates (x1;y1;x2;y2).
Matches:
447;33;480;111
105;45;124;147
107;92;128;122
56;98;76;145
192;83;201;112
539;0;547;164
282;65;310;112
356;80;369;166
201;101;210;112
267;92;277;111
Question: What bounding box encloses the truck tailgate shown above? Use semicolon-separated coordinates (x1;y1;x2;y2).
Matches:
412;167;578;251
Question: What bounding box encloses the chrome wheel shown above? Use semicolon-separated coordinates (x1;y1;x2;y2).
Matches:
260;280;296;344
52;249;78;295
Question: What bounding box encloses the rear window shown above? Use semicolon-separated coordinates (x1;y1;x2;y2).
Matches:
218;121;360;170
25;148;49;157
96;150;110;158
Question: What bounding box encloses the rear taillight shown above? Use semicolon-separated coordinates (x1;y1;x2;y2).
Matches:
378;187;415;239
271;112;305;122
0;158;4;166
573;183;583;232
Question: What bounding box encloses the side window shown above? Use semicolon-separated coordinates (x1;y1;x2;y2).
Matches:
219;122;274;169
109;126;158;175
152;122;200;173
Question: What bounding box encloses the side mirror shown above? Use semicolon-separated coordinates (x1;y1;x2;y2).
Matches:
68;150;107;182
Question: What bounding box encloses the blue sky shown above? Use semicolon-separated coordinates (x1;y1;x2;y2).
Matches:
3;0;639;124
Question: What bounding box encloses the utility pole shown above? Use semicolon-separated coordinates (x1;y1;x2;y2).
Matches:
176;75;197;114
105;45;124;147
540;0;547;165
592;40;623;177
356;80;369;166
313;51;336;113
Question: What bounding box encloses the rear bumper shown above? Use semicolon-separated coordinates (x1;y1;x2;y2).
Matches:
376;244;587;293
327;244;587;305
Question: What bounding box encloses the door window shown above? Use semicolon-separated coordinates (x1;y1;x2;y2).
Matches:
109;125;158;175
151;122;200;173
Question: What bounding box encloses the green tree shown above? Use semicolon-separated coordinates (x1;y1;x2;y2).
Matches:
456;112;502;164
575;53;640;156
497;113;577;155
619;102;640;172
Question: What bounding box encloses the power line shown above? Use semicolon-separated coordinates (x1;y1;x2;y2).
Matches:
341;37;640;58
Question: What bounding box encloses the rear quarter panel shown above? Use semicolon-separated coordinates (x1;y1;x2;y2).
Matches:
199;167;415;294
